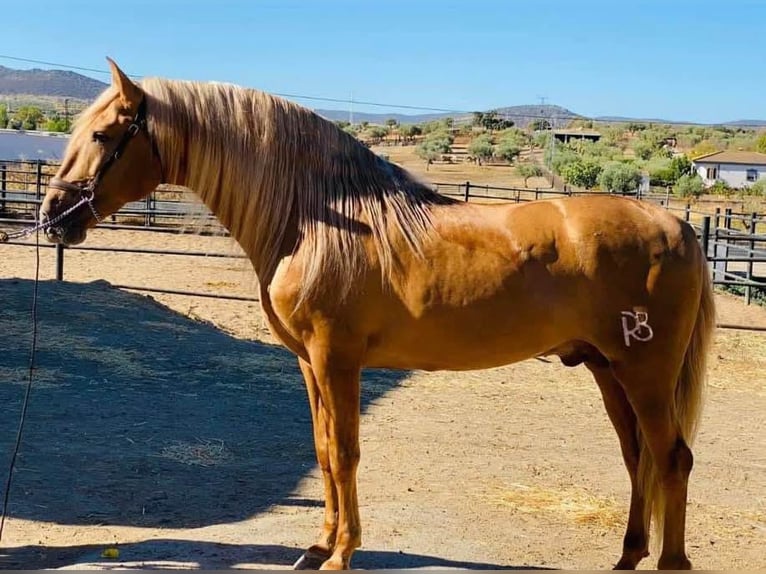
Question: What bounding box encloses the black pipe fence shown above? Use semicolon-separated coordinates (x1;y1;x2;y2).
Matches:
1;158;765;312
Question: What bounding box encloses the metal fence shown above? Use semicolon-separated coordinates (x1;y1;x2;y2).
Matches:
1;159;765;311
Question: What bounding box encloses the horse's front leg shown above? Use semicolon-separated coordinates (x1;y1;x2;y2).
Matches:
294;358;339;570
302;355;362;570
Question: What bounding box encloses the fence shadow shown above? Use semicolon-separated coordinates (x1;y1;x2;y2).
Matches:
0;278;407;530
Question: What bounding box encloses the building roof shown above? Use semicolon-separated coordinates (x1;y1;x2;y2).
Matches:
0;129;69;161
552;128;601;137
692;150;766;166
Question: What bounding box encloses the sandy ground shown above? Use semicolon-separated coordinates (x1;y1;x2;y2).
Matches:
0;228;765;571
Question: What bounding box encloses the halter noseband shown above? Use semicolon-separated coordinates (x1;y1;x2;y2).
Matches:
48;96;155;224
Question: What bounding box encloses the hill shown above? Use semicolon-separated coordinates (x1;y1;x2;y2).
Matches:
0;65;107;100
0;63;763;128
314;104;579;127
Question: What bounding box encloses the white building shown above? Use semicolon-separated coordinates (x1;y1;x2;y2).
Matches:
0;129;69;161
692;151;766;188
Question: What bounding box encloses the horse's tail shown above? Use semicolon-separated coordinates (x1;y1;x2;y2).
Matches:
638;243;716;542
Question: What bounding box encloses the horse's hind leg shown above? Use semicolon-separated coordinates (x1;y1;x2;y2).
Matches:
587;362;649;570
612;362;695;571
294;358;338;569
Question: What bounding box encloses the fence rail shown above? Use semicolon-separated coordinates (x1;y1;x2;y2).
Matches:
1;159;765;310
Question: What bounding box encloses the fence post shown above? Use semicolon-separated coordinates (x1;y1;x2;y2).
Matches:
723;208;732;280
35;159;43;201
701;216;710;261
684;203;690;222
746;212;757;305
145;194;152;227
0;164;5;213
55;244;64;281
464;180;470;202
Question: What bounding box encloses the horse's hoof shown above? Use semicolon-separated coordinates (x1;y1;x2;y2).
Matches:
293;548;331;570
613;557;637;570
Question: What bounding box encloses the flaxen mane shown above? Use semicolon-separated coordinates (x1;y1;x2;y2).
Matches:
136;77;455;300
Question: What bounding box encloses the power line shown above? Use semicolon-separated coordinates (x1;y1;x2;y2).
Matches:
0;54;137;78
0;53;570;119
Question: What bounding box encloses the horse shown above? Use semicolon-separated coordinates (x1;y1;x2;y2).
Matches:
40;58;715;570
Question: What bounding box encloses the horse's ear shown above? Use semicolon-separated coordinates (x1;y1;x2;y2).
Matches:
106;57;141;106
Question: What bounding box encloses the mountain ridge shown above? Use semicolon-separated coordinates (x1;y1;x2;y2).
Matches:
1;64;763;127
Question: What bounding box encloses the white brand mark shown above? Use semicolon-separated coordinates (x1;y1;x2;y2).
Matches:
621;311;654;347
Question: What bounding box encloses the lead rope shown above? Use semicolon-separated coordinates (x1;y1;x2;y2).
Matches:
0;190;100;243
0;223;41;542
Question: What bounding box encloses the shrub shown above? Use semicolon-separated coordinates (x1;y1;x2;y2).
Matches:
674;174;704;198
563;160;602;189
709;180;732;196
746;179;766;196
496;139;522;163
468;134;494;163
599;162;643;193
516;163;544;186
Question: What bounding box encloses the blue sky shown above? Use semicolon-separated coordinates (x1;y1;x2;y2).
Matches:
1;0;763;123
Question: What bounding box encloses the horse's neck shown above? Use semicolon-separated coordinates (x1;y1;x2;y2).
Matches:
157;101;295;281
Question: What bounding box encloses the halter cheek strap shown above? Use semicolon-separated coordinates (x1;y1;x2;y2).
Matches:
49;96;150;199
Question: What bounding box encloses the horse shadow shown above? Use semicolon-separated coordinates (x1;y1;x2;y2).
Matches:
0;278;404;531
0;539;552;570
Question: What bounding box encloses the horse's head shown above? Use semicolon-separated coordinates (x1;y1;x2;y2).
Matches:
41;58;162;245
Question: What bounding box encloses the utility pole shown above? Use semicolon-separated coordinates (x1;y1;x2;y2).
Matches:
64;98;70;132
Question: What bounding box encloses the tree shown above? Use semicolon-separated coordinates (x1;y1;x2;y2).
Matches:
415;140;443;170
563;159;602;189
496;139;521;163
334;120;350;129
516;163;543;186
13;106;44;130
472;110;514;132
385;118;398;131
599;162;643;193
362;126;388;144
342;124;359;138
44;116;69;133
399;124;422;143
415;130;453;170
530;119;551;131
669;155;692;180
632;139;655;160
0;104;8;129
756;132;766;154
468;134;494;165
674;174;704;198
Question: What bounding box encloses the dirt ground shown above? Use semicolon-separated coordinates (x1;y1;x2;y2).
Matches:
0;228;765;571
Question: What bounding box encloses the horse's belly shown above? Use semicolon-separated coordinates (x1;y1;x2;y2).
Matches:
364;302;563;371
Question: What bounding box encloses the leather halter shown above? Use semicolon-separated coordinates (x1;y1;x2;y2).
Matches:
48;97;161;219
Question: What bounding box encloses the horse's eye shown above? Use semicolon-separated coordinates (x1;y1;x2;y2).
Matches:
92;132;109;144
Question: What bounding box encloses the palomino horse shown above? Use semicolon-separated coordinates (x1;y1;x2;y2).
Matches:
41;59;715;570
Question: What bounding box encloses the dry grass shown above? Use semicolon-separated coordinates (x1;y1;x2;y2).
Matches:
487;483;625;530
156;438;231;467
372;145;551;188
0;366;63;389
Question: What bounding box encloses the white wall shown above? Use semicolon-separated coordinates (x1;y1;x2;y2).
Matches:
694;162;765;188
0;129;69;161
